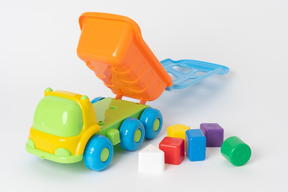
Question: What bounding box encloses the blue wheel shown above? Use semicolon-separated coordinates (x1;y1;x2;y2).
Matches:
91;97;105;104
140;108;163;139
120;118;145;151
84;135;113;171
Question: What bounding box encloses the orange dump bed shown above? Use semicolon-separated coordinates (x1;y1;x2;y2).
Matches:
77;12;173;103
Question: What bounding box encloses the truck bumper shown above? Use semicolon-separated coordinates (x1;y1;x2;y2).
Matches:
26;139;83;164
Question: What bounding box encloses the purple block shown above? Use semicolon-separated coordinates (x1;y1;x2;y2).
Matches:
200;123;224;147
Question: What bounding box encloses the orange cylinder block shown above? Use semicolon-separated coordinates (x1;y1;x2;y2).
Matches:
77;12;173;103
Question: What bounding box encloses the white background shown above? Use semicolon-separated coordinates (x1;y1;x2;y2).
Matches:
1;0;287;191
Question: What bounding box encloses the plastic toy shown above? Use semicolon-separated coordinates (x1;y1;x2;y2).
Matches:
221;136;251;166
167;124;191;143
186;129;206;161
138;144;165;172
77;12;229;103
200;123;224;147
159;137;185;165
26;12;229;171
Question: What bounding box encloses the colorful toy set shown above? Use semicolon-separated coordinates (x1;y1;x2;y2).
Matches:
26;12;230;171
147;123;251;172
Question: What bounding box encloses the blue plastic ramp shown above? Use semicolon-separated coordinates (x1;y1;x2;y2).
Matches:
161;59;229;91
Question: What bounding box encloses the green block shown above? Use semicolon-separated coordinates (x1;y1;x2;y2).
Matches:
106;129;120;145
221;136;251;166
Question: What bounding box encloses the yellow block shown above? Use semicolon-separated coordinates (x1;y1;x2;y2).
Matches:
167;124;190;141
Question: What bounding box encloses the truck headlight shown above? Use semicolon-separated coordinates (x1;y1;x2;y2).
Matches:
26;139;35;149
55;148;71;157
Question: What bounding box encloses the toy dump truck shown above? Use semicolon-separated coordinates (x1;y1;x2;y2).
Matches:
26;12;229;171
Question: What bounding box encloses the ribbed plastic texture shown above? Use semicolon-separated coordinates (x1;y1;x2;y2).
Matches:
77;12;173;103
161;59;229;91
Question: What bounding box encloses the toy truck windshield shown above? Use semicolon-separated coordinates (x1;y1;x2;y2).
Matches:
33;96;83;137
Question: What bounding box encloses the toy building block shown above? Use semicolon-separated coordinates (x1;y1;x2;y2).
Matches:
221;136;251;166
186;129;206;161
159;137;185;165
167;124;190;142
138;144;165;172
200;123;224;147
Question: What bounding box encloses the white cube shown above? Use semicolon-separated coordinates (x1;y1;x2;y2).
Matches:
138;144;165;172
